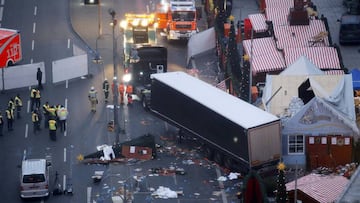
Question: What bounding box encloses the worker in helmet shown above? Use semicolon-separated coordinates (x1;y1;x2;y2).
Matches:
103;78;110;102
88;86;98;112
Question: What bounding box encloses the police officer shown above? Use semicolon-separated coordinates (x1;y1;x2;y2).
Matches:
35;89;41;109
30;88;37;111
57;105;68;132
48;117;57;141
88;86;98;112
42;101;50;128
8;98;15;112
32;110;40;134
5;107;14;131
14;94;23;119
103;78;110;102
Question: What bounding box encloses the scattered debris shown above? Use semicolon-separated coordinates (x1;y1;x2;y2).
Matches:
151;186;180;199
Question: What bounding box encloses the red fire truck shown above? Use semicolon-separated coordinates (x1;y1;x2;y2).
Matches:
0;28;22;67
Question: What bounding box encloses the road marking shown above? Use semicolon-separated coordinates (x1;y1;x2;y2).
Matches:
30;58;33;64
33;22;36;33
215;167;228;203
87;187;92;203
64;147;67;162
1;0;5;6
0;7;3;21
65;98;68;108
66;79;68;88
67;39;70;49
34;6;37;16
63;174;66;191
31;40;35;51
23;149;26;160
25;124;28;138
27;99;30;113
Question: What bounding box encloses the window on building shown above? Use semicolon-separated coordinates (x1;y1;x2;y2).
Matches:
288;135;304;154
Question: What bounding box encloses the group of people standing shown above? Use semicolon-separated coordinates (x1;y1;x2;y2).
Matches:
0;94;23;135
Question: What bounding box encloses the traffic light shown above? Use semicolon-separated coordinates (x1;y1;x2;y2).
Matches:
84;0;99;5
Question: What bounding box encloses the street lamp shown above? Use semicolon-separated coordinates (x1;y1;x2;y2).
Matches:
109;8;121;144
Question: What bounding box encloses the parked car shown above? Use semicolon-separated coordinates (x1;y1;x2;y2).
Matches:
338;14;360;45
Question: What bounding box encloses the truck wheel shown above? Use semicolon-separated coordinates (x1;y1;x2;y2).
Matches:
204;147;214;160
224;157;234;170
142;96;148;110
214;151;223;166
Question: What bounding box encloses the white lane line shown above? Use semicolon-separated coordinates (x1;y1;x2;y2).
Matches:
64;148;67;162
0;7;3;21
215;167;228;203
65;98;68;108
67;39;70;49
23;149;26;160
30;58;33;64
31;40;35;51
25;124;28;138
34;6;37;16
33;22;36;34
1;0;4;6
87;187;92;203
27;100;30;113
63;174;66;191
66;79;68;89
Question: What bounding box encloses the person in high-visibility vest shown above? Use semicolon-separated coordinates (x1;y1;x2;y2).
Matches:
118;83;125;104
5;107;14;131
30;88;37;111
48;118;57;141
103;78;110;102
57;105;68;132
42;101;50;128
32;110;40;134
88;86;98;112
35;89;41;109
14;94;23;119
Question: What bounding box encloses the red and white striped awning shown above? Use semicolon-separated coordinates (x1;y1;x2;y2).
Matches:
284;47;341;70
243;37;286;74
286;173;349;203
265;0;293;8
265;7;291;26
248;13;268;33
273;20;329;49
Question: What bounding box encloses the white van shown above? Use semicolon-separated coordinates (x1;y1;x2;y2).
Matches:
20;159;50;199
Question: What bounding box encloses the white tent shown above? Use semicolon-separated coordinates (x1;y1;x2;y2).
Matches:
186;27;216;66
280;55;324;76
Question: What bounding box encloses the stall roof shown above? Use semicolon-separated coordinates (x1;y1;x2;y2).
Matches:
151;72;279;129
286;173;349;203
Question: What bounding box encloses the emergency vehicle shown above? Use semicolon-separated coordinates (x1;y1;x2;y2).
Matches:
0;28;22;67
156;0;198;40
120;13;158;69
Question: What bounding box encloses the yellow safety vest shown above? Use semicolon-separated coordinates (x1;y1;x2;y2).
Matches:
49;120;56;130
15;96;22;107
6;109;13;119
43;104;49;114
32;113;39;122
8;100;15;110
47;107;56;117
35;90;41;99
30;89;37;98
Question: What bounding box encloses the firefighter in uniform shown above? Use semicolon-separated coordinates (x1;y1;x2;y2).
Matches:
103;78;110;102
14;94;23;119
42;102;50;128
48;117;57;141
32;110;40;134
5;107;14;131
88;86;98;112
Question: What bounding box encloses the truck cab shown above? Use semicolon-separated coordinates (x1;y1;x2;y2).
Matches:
338;14;360;45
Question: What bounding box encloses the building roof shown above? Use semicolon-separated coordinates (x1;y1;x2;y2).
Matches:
286;173;349;203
